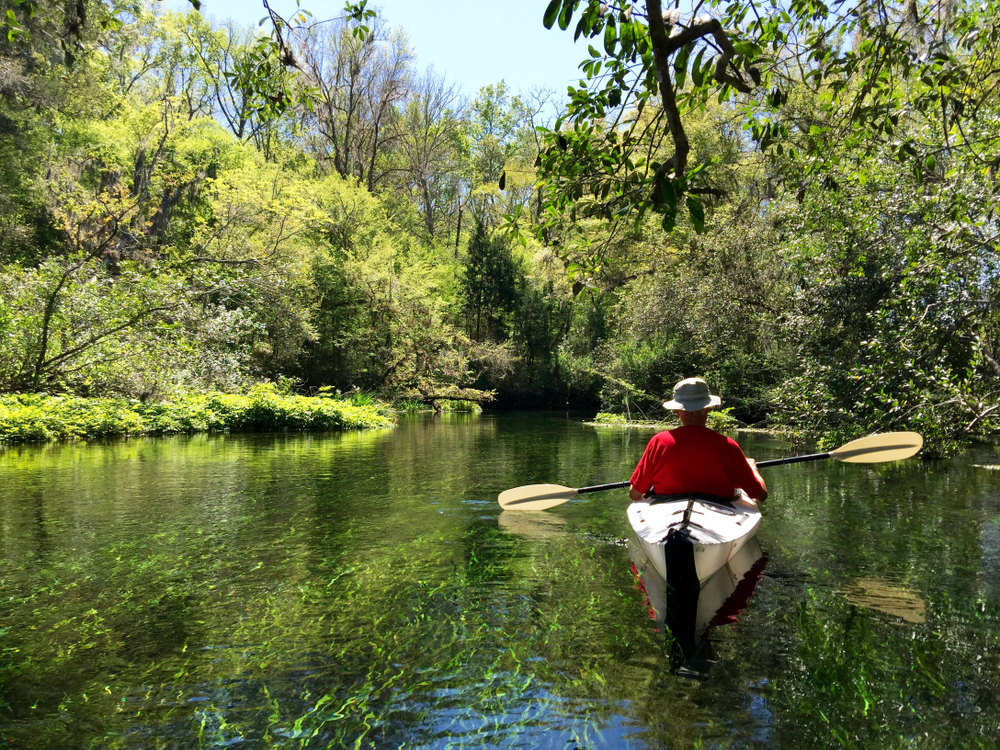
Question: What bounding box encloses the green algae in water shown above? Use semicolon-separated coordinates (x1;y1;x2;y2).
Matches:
0;417;998;748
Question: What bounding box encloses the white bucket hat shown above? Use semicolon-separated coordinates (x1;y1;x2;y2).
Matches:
662;377;722;412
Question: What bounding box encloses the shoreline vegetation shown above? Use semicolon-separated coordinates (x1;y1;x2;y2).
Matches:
0;2;996;457
588;409;747;432
587;409;805;445
0;387;409;444
0;388;486;444
0;397;784;447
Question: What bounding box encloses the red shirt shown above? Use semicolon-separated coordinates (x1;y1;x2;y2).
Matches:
629;425;764;500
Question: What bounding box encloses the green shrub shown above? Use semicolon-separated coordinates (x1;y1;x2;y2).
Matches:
394;398;427;413
0;389;395;444
591;408;741;431
707;408;742;430
594;412;629;425
438;400;482;413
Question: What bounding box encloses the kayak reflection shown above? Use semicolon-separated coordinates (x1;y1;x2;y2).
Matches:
497;508;766;677
629;535;766;677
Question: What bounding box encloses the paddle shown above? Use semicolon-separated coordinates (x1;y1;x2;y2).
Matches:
497;431;923;511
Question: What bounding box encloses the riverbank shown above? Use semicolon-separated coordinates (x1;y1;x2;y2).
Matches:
587;410;749;432
0;386;395;443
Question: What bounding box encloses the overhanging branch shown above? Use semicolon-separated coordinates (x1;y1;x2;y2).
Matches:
645;0;753;195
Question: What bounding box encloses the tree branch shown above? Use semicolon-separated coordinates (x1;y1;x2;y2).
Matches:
645;0;752;200
646;0;687;178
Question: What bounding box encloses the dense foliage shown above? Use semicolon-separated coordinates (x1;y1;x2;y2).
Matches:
529;0;1000;453
0;0;997;453
0;386;393;442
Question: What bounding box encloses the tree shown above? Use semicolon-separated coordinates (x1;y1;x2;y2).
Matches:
467;82;527;185
298;14;413;190
532;1;1000;253
461;222;522;342
464;82;539;226
765;144;1000;453
397;68;465;240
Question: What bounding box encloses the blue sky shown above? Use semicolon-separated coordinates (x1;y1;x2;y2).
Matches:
167;0;591;99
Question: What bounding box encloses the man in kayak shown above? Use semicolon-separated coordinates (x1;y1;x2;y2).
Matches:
628;377;768;504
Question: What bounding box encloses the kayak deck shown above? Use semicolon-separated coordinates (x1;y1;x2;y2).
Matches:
627;491;761;584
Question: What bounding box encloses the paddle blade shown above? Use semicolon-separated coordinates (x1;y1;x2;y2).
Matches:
830;431;923;463
497;483;578;511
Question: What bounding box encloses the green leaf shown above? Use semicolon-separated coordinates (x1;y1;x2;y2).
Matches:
674;43;692;89
604;18;617;55
558;0;574;31
686;196;705;233
660;178;677;211
543;0;561;29
619;18;635;51
661;206;677;232
691;48;706;88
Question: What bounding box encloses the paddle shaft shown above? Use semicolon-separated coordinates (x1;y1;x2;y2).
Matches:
571;452;830;494
577;480;630;494
755;452;831;468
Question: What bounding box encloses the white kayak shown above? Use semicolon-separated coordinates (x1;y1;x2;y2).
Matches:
626;490;761;585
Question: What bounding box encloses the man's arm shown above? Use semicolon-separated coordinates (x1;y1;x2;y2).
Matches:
629;438;658;502
746;458;768;502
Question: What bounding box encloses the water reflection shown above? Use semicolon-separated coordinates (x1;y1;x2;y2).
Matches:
842;578;927;623
629;535;766;676
497;510;569;540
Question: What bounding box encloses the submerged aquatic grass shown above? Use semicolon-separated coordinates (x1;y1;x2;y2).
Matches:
0;495;651;748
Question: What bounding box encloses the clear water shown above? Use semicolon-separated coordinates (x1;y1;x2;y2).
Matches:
0;413;997;749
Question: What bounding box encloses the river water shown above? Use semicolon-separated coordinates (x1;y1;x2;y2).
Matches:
0;413;998;749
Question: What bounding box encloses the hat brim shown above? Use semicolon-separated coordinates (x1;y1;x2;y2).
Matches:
663;394;722;412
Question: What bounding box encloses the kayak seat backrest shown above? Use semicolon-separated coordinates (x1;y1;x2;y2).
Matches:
648;492;736;508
